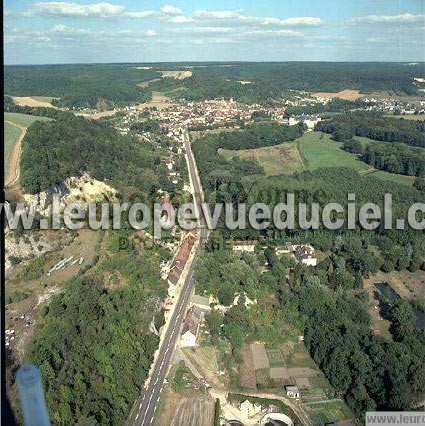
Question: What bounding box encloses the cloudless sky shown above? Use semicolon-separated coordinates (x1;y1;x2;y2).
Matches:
4;0;424;64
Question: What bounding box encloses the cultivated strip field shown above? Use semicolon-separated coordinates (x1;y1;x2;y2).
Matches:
12;96;56;108
171;397;214;426
312;89;364;100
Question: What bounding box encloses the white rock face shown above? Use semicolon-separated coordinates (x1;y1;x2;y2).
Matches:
5;230;51;276
6;173;117;275
23;172;117;214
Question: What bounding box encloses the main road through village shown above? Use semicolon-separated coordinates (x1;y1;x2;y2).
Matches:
130;128;209;425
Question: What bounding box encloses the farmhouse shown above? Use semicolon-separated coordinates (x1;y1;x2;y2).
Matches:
180;306;202;347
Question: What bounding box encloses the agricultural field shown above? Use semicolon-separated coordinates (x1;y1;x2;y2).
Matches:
244;339;354;422
299;132;415;186
4;112;52;128
170;397;214;426
219;141;304;176
152;361;213;426
247;339;336;401
312;89;364;100
12;96;56;108
159;70;193;80
308;400;354;425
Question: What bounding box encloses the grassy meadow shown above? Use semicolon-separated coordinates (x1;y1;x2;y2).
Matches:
218;131;415;187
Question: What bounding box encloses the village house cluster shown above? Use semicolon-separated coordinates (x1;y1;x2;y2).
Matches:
150;98;287;131
361;97;425;115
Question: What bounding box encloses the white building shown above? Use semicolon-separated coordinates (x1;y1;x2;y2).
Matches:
285;385;300;399
303;117;321;131
232;240;257;253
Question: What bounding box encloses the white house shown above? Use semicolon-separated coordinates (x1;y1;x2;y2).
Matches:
285;385;300;399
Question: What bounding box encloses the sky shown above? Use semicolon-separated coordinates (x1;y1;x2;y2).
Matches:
4;0;425;64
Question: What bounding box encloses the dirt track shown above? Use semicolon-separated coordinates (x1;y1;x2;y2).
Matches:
5;120;27;187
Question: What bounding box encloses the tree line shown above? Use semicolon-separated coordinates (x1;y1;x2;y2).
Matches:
315;111;425;148
363;142;425;177
215;122;305;150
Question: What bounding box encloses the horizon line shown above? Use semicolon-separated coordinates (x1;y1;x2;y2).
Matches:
5;59;425;67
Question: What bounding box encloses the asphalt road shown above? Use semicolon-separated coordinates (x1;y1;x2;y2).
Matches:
131;128;209;425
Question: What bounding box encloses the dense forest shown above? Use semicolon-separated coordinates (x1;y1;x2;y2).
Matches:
316;111;425;148
20;115;162;195
363;142;425;177
296;280;425;416
215;122;305;150
192;132;264;193
151;62;424;103
25;238;168;424
4;64;157;109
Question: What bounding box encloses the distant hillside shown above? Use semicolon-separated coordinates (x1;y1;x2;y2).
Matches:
6;63;424;110
150;62;425;102
4;64;158;109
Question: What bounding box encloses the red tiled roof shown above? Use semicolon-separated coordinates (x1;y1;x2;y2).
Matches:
167;232;197;284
